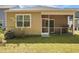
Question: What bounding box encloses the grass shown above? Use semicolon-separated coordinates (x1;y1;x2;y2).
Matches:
6;34;79;44
1;43;79;53
0;34;79;52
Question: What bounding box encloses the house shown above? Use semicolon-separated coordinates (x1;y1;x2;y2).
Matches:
5;6;79;36
0;5;18;29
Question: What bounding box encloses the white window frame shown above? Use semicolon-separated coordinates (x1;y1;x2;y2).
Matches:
16;14;31;28
41;15;55;35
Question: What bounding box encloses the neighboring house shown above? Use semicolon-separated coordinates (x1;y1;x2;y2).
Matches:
5;6;79;36
0;8;8;28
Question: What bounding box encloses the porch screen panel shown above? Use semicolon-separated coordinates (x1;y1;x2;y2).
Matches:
42;19;48;33
50;20;54;33
42;15;49;33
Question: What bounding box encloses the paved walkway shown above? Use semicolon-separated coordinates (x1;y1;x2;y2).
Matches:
0;43;79;53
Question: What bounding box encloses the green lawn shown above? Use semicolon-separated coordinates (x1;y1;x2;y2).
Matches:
0;34;79;52
6;34;79;44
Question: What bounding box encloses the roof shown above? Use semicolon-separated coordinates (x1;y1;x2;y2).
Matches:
1;5;79;9
0;5;17;9
11;5;60;9
5;5;75;12
9;5;60;10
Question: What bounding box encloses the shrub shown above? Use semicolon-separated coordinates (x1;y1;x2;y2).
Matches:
0;28;5;42
5;30;15;39
0;28;3;33
0;33;5;41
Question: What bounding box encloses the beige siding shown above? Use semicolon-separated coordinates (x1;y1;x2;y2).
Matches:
53;15;68;27
6;10;74;36
6;12;41;35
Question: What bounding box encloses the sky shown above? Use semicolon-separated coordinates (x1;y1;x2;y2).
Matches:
46;5;79;9
55;5;79;8
18;5;79;9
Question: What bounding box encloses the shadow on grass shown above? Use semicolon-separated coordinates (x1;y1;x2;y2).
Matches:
6;34;79;44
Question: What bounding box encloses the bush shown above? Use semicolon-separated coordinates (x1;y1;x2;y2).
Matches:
5;30;15;39
0;28;3;33
0;33;5;42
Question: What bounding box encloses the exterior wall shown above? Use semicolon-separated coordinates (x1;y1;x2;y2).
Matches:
6;12;41;36
53;15;68;27
6;10;74;36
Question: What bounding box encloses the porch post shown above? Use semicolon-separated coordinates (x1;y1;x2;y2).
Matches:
72;13;75;35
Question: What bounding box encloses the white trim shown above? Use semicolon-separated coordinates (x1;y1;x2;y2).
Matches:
48;15;55;33
72;13;75;35
41;15;43;35
41;15;55;35
15;14;31;28
41;18;49;35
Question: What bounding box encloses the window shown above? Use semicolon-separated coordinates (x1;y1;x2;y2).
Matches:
17;15;23;27
24;15;30;27
16;14;31;28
